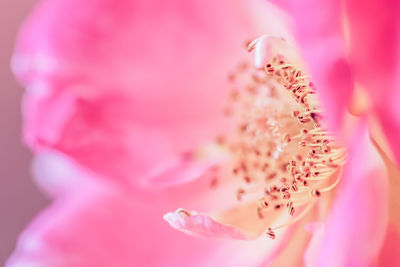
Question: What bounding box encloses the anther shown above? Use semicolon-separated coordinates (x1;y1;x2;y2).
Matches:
236;189;245;201
227;73;236;83
291;183;299;192
283;134;291;143
282;192;291;200
288;202;295;216
261;163;270;172
257;207;264;219
210;177;218;188
267;173;277;180
259;198;269;208
280;185;289;192
230;90;239;101
177;209;191;217
298;141;307;148
267;228;276;239
310;189;321;197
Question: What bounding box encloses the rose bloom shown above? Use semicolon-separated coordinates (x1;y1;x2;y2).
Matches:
7;0;400;267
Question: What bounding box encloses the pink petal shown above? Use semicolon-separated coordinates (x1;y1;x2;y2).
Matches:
6;183;285;267
270;0;354;136
345;0;399;101
165;199;288;240
303;223;325;266
345;0;400;165
307;124;389;266
375;106;400;167
377;223;400;267
269;205;316;267
28;146;244;213
31;150;102;198
141;145;229;189
164;209;248;240
14;0;286;186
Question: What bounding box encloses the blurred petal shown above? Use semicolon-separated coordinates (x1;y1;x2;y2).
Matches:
142;144;229;189
270;0;354;135
303;223;324;267
377;223;400;267
31;150;101;198
14;0;287;185
345;0;400;166
345;0;399;101
7;183;287;267
308;125;388;266
374;134;400;266
375;106;400;167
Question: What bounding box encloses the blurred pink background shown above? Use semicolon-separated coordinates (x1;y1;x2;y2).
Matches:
0;0;48;265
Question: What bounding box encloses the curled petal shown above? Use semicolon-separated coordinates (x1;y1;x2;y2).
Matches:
165;199;285;240
164;209;248;240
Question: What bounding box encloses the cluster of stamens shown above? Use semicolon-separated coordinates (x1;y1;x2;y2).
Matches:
219;48;346;239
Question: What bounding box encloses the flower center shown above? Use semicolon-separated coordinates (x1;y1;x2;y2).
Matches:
219;45;346;239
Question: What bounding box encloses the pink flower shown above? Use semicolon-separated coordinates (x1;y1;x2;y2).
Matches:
7;0;400;267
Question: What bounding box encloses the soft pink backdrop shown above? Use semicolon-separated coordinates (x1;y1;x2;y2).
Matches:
0;0;48;265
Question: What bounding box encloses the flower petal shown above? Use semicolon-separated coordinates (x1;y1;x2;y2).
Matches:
375;106;400;167
31;150;102;198
270;0;354;135
269;205;316;267
345;0;400;166
166;200;284;240
307;124;389;266
374;133;400;266
141;144;229;189
163;209;248;240
377;223;400;267
14;0;285;186
7;182;286;267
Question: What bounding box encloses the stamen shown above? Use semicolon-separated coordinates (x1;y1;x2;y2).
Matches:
220;42;346;239
287;202;295;216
